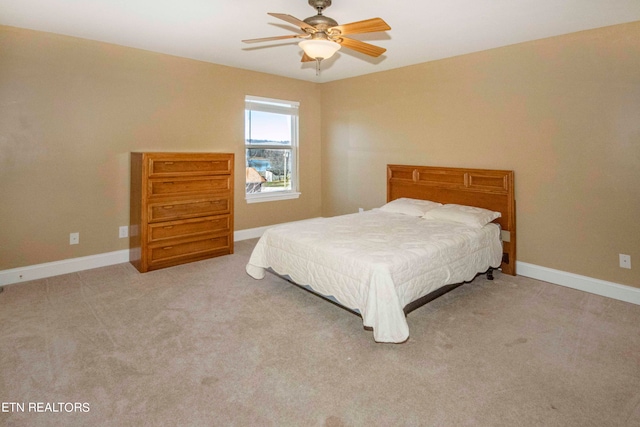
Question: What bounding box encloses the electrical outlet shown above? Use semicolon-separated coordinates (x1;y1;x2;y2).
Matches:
359;207;364;213
119;226;129;238
70;232;79;245
619;254;631;269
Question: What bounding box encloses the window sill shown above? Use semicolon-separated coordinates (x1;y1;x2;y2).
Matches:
245;191;301;204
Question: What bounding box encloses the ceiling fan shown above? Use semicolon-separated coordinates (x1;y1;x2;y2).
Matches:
242;0;391;68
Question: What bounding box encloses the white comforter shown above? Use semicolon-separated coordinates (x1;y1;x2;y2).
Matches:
246;210;502;343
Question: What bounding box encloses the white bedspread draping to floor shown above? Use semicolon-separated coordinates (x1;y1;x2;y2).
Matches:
246;210;502;343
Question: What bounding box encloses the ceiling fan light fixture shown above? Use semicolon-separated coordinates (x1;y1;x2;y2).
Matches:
298;39;341;60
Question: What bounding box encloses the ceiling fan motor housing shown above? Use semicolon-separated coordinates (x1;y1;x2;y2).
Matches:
303;14;339;32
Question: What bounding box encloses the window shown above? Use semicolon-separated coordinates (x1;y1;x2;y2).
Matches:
245;95;300;203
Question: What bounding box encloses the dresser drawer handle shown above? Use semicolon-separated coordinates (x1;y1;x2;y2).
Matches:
163;162;174;165
162;246;173;250
163;205;174;209
163;225;174;229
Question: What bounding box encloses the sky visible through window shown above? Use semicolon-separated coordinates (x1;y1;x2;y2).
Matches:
246;110;291;144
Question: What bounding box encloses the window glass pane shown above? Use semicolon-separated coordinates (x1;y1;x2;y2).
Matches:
246;148;292;193
245;95;299;202
245;110;291;146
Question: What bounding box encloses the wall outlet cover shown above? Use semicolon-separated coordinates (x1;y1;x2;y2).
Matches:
70;232;79;245
619;254;631;269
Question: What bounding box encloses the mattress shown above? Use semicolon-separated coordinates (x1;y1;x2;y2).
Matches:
246;209;502;343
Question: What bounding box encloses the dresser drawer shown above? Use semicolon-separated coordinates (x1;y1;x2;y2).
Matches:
148;197;230;222
148;216;230;242
149;158;232;177
148;235;231;266
149;176;231;198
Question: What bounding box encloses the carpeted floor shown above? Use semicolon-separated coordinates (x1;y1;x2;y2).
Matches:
1;239;639;426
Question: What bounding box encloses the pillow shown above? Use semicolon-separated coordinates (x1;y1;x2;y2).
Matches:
379;198;442;217
421;204;501;228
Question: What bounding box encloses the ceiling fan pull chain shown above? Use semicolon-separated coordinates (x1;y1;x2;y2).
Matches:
315;58;322;76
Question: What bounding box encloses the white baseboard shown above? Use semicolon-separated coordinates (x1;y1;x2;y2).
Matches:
4;232;637;308
516;261;640;306
0;250;130;286
233;225;273;241
233;217;322;242
0;226;274;287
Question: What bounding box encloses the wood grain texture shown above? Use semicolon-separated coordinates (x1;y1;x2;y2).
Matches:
130;152;234;272
387;164;516;275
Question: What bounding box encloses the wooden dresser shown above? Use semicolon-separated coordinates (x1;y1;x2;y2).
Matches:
129;152;234;273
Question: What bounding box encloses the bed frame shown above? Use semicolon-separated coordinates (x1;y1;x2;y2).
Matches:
387;164;516;317
387;164;516;276
269;164;516;325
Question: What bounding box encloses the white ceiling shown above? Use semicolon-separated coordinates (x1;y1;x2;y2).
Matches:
1;0;639;83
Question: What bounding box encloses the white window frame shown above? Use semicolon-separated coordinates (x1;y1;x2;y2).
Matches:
245;95;301;203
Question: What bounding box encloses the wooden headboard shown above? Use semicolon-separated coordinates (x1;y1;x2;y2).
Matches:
387;165;516;276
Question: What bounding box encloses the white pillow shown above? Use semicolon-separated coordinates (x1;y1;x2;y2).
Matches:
421;204;501;228
379;198;442;217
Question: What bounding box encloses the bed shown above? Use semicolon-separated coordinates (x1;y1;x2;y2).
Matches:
246;165;516;343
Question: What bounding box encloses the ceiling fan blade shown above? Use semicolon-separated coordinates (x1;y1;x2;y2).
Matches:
330;18;390;35
268;13;316;32
242;34;307;43
338;37;386;57
301;53;314;63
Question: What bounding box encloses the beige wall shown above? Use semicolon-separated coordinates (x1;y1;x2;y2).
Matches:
2;22;638;288
321;22;640;287
0;26;322;270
